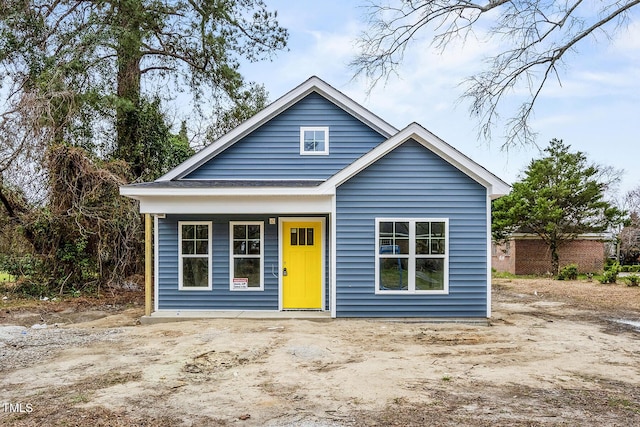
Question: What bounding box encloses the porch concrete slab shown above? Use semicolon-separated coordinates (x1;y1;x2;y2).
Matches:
140;311;489;326
140;310;332;324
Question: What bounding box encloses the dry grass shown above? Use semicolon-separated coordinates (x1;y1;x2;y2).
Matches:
493;277;640;313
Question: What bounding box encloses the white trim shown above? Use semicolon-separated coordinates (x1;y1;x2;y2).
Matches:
486;191;492;318
138;195;333;215
154;215;160;313
121;186;330;198
330;195;337;318
319;123;511;199
157;76;397;181
177;178;324;182
279;217;327;311
278;219;282;311
374;218;450;295
300;126;329;155
229;221;265;291
178;221;213;291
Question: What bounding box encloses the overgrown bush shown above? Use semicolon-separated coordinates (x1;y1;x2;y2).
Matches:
0;254;41;278
600;262;620;284
39;145;142;291
620;265;640;273
557;264;578;280
605;258;619;269
625;274;639;287
1;145;143;296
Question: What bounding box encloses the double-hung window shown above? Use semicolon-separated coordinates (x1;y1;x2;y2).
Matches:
300;127;329;155
230;222;264;291
375;218;449;294
178;222;212;290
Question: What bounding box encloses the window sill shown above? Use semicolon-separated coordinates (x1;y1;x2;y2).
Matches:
375;290;449;295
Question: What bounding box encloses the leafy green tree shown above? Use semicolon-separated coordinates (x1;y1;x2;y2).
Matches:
206;83;270;143
493;139;626;275
134;97;195;181
0;0;288;177
0;1;286;293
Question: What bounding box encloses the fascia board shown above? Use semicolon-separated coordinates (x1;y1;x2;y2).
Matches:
408;125;511;198
137;195;333;215
157;76;398;182
310;78;398;137
120;185;334;198
320;123;511;197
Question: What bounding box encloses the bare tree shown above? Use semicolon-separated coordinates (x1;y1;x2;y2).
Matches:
619;187;640;264
352;0;640;148
626;187;640;214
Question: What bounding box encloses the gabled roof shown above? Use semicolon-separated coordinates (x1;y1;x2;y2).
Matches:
121;122;510;200
121;77;510;201
320;122;511;199
157;76;399;182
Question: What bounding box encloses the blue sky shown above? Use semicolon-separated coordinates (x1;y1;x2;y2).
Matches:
236;1;640;197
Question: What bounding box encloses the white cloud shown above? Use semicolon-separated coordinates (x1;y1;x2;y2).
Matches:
612;20;640;53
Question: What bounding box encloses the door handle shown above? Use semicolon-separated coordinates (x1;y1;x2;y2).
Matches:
283;268;288;276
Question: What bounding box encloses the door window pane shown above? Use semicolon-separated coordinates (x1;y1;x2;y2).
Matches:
290;227;315;246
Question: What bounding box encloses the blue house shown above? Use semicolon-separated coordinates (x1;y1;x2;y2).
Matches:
121;76;510;319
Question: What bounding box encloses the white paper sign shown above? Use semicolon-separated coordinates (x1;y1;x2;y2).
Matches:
232;278;248;289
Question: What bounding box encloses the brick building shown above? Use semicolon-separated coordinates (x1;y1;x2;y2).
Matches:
492;234;607;275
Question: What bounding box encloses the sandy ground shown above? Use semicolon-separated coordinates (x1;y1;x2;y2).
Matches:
1;278;639;426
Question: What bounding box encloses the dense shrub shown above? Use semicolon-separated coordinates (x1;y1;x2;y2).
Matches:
557;264;578;280
1;146;143;296
600;262;620;284
0;254;41;278
625;274;639;287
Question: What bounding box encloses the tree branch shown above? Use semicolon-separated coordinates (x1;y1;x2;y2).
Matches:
353;0;640;148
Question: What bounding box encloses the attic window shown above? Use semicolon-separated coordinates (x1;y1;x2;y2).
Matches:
300;127;329;155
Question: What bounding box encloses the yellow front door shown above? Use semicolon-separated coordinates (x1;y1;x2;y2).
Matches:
282;221;322;309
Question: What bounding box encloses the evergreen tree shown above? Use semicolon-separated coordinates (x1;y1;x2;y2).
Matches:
493;139;626;275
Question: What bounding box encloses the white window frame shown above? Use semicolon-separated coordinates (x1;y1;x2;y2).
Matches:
178;221;212;291
229;221;265;291
375;218;449;295
300;126;329;155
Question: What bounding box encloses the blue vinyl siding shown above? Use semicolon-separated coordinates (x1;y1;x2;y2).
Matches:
185;92;386;180
335;139;489;317
157;214;329;311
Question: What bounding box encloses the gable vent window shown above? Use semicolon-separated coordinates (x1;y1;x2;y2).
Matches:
300;127;329;155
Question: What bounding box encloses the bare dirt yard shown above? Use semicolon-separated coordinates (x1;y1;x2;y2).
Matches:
1;278;639;426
